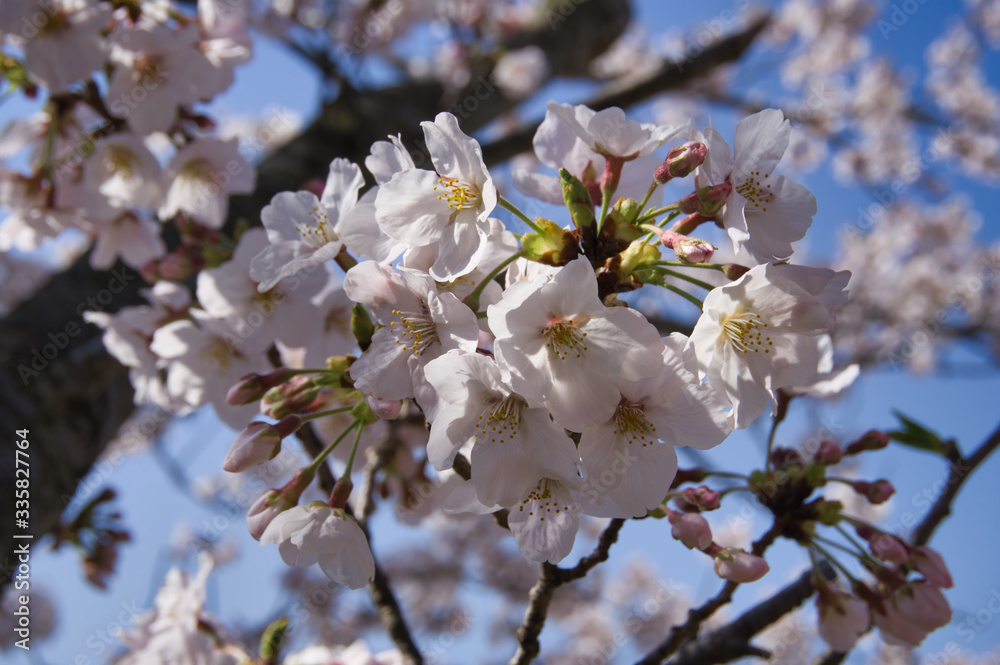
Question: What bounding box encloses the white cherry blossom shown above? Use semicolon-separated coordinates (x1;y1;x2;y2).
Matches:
159;139;255;228
374;112;498;280
251;158;363;291
701;109;817;263
260;502;375;589
687;262;850;428
488;257;664;432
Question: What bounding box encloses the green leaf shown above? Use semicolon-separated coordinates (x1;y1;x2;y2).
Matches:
888;411;949;457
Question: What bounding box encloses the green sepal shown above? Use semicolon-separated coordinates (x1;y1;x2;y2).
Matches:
559;168;595;230
521;217;580;266
351;303;374;352
259;617;289;664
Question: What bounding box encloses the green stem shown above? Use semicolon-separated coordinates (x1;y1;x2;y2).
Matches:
342;419;366;478
304;419;361;474
499;196;542;233
657;268;716;291
833;524;879;564
635;180;659;220
596;184;612;233
636;202;681;225
465;249;526;311
810;542;860;585
703;471;750;480
765;415;780;473
300;405;356;422
655;260;726;272
660;282;704;310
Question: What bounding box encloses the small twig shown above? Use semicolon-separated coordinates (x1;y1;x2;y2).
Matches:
635;519;785;665
810;420;1000;665
508;518;626;665
296;422;424;665
668;561;834;665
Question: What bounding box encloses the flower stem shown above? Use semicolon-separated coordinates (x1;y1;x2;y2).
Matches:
809;542;860;585
635;180;659;220
596;184;612;233
499;196;542;233
657;268;716;291
465;249;526;311
300;405;356;422
343;419;366;478
660;282;704;309
765;415;780;473
305;419;360;474
655;260;726;272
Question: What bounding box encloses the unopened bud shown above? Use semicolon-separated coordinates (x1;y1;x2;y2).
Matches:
224;422;282;473
366;395;402;420
679;182;732;217
910;546;953;588
845;430;890;455
815;441;844;465
867;531;909;564
226;368;297;406
329;475;354;510
669;511;713;550
644;227;714;264
246;490;285;540
679;485;721;511
714;548;769;583
722;263;750;280
655;141;708;183
853;479;895;504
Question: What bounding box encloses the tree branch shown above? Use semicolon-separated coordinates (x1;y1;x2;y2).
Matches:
810;420;1000;665
668;561;835;665
635;518;785;665
508;518;626;665
297;423;424;665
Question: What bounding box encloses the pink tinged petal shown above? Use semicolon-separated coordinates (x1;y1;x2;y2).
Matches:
350;328;417;400
817;593;871;653
534;103;595;168
375;169;450;246
509;479;579;563
511;170;565;205
732;109;790;180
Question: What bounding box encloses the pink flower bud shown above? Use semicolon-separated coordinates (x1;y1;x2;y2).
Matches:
223;415;300;473
679;182;732;217
670;512;713;550
714;548;769;583
845;430;890;455
674;237;715;264
853;479;895;504
868;533;909;564
654;141;708;183
896;581;951;632
873;598;928;648
683;485;721;511
366;395;402;420
816;589;871;653
910;546;953;588
226;368;297;406
815;441;843;465
246;490;285;541
223;422;282;473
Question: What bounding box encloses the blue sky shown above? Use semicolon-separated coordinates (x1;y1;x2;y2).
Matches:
5;0;1000;663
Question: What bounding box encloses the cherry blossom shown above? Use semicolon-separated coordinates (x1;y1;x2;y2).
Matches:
260;502;375;589
159;139;255;228
374;112;498;280
701;109;817;263
488;257;665;432
688;262;850;428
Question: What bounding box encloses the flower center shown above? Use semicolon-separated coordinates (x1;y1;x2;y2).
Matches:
614;399;657;449
105;146;136;178
721;311;772;355
294;205;336;249
179;158;214;184
474;394;522;446
734;170;775;212
433;176;480;212
516;479;570;522
388;303;437;356
199;337;235;370
542;319;588;361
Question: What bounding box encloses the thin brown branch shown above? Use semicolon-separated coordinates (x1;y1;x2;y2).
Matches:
668;561;835;665
480;12;772;165
296;423;424;665
508;518;626;665
810;420;1000;665
635;518;785;665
